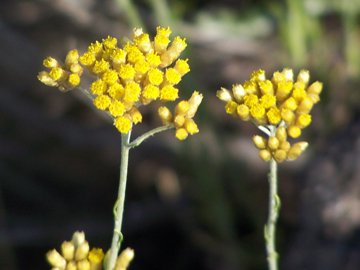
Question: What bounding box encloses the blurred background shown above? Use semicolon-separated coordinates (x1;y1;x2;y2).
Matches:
1;0;360;269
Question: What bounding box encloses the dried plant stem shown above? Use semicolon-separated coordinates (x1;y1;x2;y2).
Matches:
265;158;280;270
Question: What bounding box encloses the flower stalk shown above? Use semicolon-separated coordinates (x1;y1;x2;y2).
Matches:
265;157;279;270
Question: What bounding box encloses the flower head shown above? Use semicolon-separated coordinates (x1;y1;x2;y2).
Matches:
38;27;201;139
217;68;322;162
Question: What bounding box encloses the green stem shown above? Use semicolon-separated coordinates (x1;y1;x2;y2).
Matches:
265;158;280;270
107;131;131;270
127;124;174;148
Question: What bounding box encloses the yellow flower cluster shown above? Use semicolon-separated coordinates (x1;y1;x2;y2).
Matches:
38;50;83;91
38;27;201;139
217;68;322;162
46;231;134;270
46;231;104;270
158;91;203;140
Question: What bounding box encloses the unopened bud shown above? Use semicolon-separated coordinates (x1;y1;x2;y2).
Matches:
275;126;287;142
75;241;90;261
287;142;308;161
187;91;203;118
77;260;90;270
288;125;302;138
184;119;199;135
274;149;287;163
279;141;291;152
259;149;271;162
43;57;59;68
252;135;267;149
115;248;135;270
282;68;294;81
216;88;233;102
232;84;245;102
158;106;173;124
174;115;185;128
66;261;77;270
175;101;190;115
307;81;323;95
268;136;280;150
297;96;314;114
72;231;85;247
61;241;75;261
46;249;66;269
297;70;310;85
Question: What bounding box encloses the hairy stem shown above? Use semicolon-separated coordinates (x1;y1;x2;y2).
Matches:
265;158;280;270
107;131;131;270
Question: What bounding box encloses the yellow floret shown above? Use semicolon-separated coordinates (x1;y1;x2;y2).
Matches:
108;83;124;100
288;125;301;138
174;59;190;76
114;116;132;133
79;52;96;66
129;107;142;124
118;64;136;81
134;33;151;53
142;85;160;100
292;87;307;102
175;128;188;140
175;101;190;115
43;57;58;68
276;81;293;100
160;85;179;101
102;36;118;49
237;104;250;120
134;60;150;74
165;68;181;84
124;44;144;63
109;100;125;117
110;48;127;65
65;49;79;66
123;82;141;103
102;70;118;85
243;81;258;94
250;103;266;120
260;94;276;109
251;69;266;82
266;107;281;125
184;119;199;135
296;114;312;128
154;34;170;53
67;73;81;87
88;41;103;54
280;108;295;125
156;26;172;37
49;67;65;81
88;248;104;264
92;59;110;75
283;97;298;111
243;94;259;108
94;95;111;110
146;53;161;67
91;79;107;95
147;69;164;85
225;101;238;115
258;80;274;95
38;71;58;87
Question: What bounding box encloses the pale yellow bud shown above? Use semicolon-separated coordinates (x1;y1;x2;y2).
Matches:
75;241;90;261
259;149;271;162
77;260;90;270
216;87;233;102
275;126;287;142
66;261;77;270
174;115;185;128
307;81;323;95
38;71;58;87
61;241;75;261
307;93;320;104
47;249;66;269
232;84;245;102
268;136;280;150
184;119;199;135
186;91;203;118
43;57;59;68
297;70;310;85
281;109;295;125
287;142;308;161
158;106;173;124
175;101;190;115
279;141;291;152
297;96;314;114
252;135;267;149
274;149;287;163
282;68;294;81
288;125;302;138
115;248;135;270
65;49;79;66
175;128;188;140
72;231;85;247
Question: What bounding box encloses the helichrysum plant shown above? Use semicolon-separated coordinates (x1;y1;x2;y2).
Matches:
38;26;203;270
217;68;322;270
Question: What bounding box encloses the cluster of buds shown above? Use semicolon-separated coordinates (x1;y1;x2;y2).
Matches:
46;231;134;270
38;50;83;91
158;91;203;140
217;68;322;162
38;27;202;139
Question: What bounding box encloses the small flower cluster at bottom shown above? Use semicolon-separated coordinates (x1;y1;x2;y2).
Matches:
46;231;134;270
